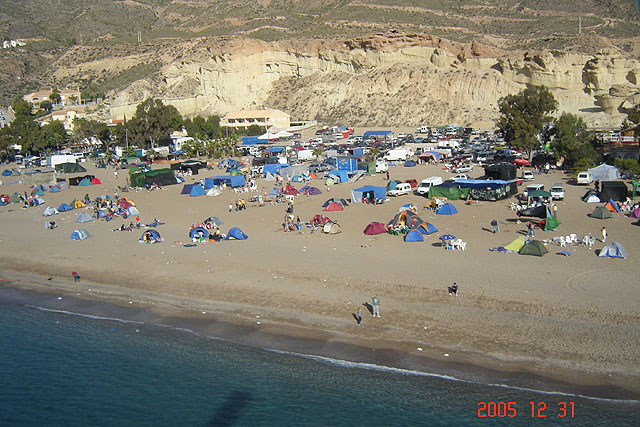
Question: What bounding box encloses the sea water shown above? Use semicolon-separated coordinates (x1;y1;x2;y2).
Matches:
0;302;638;426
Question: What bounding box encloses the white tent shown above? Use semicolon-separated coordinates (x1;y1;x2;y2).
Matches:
585;195;600;203
598;241;627;259
207;187;222;197
588;163;621;181
264;172;276;181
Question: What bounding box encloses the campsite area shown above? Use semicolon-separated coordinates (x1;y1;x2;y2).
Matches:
0;160;639;397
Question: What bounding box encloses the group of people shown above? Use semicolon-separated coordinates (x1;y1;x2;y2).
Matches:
283;213;301;232
229;199;246;212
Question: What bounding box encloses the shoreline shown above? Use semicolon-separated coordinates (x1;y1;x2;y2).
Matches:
1;269;638;401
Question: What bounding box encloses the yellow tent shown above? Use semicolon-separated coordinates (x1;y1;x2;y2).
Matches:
72;199;85;209
504;235;526;251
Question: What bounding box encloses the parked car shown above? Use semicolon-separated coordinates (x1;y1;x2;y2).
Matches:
388;182;412;196
453;164;473;173
577;171;593;185
451;174;469;181
405;179;418;188
550;183;565;200
522;171;535;181
415;176;443;195
512;158;531;166
524;183;545;197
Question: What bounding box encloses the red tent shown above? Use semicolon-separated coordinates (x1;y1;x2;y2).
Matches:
311;215;332;226
363;222;387;235
119;200;133;209
323;201;344;211
91;177;102;185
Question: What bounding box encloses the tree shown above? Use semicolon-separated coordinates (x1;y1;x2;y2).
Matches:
312;147;323;160
72;118;110;151
11;98;32;118
127;99;182;148
41;121;68;154
0;128;14;161
40;100;53;113
550;113;597;168
496;86;558;159
246;124;263;136
49;88;61;104
183;115;221;140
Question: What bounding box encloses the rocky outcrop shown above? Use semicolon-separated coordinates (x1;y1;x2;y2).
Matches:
94;34;640;128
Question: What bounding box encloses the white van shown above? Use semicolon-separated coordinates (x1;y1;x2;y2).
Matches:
375;160;389;173
577;171;593;185
388;182;412;196
416;176;443;195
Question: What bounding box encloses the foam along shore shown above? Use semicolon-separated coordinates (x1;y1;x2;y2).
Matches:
1;160;639;399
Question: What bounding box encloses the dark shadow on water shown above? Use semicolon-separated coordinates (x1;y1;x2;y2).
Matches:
206;390;252;427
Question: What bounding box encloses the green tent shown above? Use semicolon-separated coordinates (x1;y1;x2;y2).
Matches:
129;168;176;188
428;186;470;200
519;240;549;256
545;206;560;231
78;178;92;186
55;162;87;173
591;206;612;219
8;194;21;204
504;235;526;251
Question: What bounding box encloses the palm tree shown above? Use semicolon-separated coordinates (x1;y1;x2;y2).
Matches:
312;147;323;161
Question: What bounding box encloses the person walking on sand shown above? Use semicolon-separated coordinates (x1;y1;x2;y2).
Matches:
527;222;535;238
72;272;80;282
356;308;362;325
491;218;499;233
371;295;380;317
601;226;607;243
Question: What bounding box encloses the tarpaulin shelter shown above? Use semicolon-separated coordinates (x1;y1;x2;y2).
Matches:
428;186;470;200
588;163;621;181
189;184;206;197
519;240;548;256
171;160;206;175
484;163;517;180
224;227;248;240
189;226;209;239
76;212;93;223
504;235;526;251
130;168;177;187
604;198;620;212
437;203;458;215
43;206;58;216
323;201;344;211
363;222;387;235
404;160;416;167
263;164;288;177
140;229;163;244
23;170;56;186
351;186;387;203
598;241;627;259
57;203;72;212
591;206;612;219
205;175;246;188
517;204;547;219
70;229;91;240
431;179;517;201
404;230;424;242
599;181;628;202
323;222;341;234
55;163;86;173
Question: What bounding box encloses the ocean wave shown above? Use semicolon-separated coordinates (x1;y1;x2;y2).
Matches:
24;305;145;325
268;349;640;404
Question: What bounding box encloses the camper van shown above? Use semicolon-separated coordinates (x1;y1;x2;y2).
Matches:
388;182;412;197
415;176;443;195
375;160;389;173
577;171;594;185
384;148;412;161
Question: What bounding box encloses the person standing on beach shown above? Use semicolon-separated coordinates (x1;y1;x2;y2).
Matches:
491;219;499;233
356;308;362;325
72;272;80;282
601;226;607;243
371;295;380;317
229;202;233;213
527;222;535;238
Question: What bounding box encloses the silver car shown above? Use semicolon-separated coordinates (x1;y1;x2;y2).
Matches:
550;183;565;200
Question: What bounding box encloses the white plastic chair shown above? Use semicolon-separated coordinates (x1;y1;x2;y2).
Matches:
460;241;467;251
559;236;566;247
569;234;578;244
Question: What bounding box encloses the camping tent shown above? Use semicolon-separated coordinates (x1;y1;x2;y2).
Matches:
599;181;628;202
437;203;458;215
189;226;209;240
203;216;224;227
57;203;72;212
598;241;627;259
70;229;91;240
207;187;222;197
91;177;102;185
78;177;92;186
300;186;322;196
404;160;416;167
323;222;341;234
189;184;206;197
55;163;87;173
404;230;424;242
519;240;548;256
8;194;21;204
76;212;93;223
181;184;194;195
588;163;621;181
43;206;59;216
484;163;517;180
49;185;61;193
504;235;526;251
130;168;177;188
68;175;95;186
415;222;438;235
323;201;344;211
224;227;248;240
126;206;140;216
582;189;600;203
322;198;348;208
604;198;619;212
350;186;387;203
591;206;612;219
388;209;424;229
363;222;387;235
140;229;162;244
631;207;640;219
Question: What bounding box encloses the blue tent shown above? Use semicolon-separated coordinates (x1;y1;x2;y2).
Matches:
189;226;209;239
139;229;162;243
33;184;47;192
404;230;424;242
43;206;59;216
49;185;61;193
437;203;458;215
268;187;281;198
2;169;13;176
70;229;91;240
189;184;206;197
351;186;387;203
57;203;72;212
327;170;349;183
363;130;393;137
206;175;246;188
263;163;289;176
220;158;241;169
224;227;248;240
76;212;93;223
416;222;438;235
404;160;416;167
387;180;399;190
598;241;627;259
181;184;194;194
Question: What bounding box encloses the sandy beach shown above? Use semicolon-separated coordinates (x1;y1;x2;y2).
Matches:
1;158;639;398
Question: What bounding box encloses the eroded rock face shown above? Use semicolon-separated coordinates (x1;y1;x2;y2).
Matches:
99;35;639;128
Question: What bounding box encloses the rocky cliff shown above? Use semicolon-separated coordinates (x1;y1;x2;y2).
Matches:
51;33;640;128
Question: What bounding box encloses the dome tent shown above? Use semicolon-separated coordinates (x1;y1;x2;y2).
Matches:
363;222;387;235
598;241;627;259
140;229;163;244
437;203;458;215
43;206;59;216
189;226;209;240
57;203;72;212
70;229;91;240
519;240;548;257
404;230;424;242
224;227;248;240
76;212;93;223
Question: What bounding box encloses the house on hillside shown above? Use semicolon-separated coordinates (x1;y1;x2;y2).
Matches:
221;108;290;132
38;107;87;130
24;88;82;110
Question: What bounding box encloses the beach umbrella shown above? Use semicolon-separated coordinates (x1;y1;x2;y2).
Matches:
439;234;456;241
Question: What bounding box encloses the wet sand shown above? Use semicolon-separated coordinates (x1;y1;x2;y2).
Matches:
1;159;639;398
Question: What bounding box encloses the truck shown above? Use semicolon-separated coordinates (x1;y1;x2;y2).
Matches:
384;148;412;161
415;176;443;195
